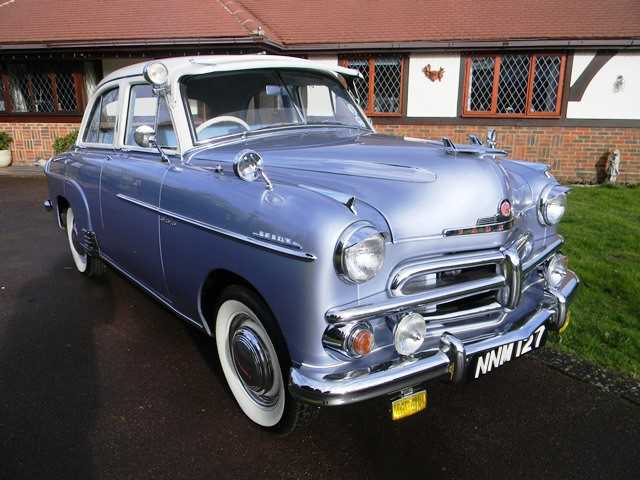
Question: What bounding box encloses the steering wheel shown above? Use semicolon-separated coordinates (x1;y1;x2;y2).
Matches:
196;115;251;134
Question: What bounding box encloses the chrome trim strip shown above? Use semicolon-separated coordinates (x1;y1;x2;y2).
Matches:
522;236;563;273
326;274;506;323
115;193;317;261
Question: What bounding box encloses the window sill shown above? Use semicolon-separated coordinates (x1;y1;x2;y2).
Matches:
0;113;83;123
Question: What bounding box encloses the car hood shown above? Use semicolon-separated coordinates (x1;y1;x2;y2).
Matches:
190;129;512;241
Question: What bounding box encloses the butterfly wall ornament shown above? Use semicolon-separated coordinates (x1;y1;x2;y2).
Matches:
423;64;445;82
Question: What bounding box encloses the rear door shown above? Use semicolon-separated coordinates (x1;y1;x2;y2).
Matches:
99;83;176;296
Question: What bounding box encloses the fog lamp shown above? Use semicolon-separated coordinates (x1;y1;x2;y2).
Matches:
546;254;568;289
143;62;169;86
394;312;427;356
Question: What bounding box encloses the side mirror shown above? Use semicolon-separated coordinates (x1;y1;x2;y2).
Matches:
134;125;156;148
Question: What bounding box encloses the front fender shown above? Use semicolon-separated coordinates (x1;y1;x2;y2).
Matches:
45;154;93;234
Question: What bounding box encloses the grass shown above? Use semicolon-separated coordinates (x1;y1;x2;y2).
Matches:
553;184;640;379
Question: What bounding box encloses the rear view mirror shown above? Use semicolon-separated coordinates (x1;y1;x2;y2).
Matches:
134;125;156;148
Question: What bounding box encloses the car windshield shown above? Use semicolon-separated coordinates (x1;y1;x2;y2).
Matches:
182;68;369;142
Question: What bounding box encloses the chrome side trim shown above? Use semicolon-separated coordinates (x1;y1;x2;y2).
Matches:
326;274;506;323
115;193;317;261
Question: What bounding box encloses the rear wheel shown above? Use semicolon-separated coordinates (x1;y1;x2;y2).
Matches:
215;285;318;433
65;207;104;277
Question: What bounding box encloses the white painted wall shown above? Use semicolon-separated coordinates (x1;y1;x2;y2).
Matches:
307;55;339;68
406;54;460;117
567;52;640;119
102;58;146;77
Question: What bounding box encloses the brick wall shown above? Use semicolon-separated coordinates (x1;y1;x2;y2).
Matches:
0;122;80;166
1;121;639;183
374;123;640;184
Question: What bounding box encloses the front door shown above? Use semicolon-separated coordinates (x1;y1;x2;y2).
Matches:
99;84;177;296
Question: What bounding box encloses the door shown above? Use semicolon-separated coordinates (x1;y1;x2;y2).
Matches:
71;86;122;234
99;83;177;296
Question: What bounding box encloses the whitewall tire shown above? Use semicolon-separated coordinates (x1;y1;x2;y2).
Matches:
214;286;318;433
66;208;88;273
64;207;104;277
216;299;286;427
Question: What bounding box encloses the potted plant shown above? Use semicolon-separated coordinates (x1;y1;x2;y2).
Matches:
0;131;12;167
52;130;78;154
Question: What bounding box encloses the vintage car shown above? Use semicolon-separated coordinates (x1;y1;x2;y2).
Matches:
44;55;578;432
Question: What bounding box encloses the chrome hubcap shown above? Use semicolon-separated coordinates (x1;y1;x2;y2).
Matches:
229;315;277;407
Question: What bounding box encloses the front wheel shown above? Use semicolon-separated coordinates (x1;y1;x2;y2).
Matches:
215;285;318;433
65;207;104;277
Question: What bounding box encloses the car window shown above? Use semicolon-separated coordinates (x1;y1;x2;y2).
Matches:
84;87;119;144
280;71;367;128
182;69;368;142
125;84;176;149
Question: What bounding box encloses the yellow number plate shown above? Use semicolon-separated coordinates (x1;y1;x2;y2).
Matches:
391;390;427;421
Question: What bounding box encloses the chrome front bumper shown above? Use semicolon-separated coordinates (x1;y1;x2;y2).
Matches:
289;268;579;406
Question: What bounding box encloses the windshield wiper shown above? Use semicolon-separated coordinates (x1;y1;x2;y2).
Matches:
310;120;368;129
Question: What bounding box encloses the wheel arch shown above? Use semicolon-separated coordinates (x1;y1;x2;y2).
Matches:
56;195;70;229
198;269;285;347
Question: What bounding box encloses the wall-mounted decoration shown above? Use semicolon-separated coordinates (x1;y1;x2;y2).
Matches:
423;64;445;82
613;74;625;93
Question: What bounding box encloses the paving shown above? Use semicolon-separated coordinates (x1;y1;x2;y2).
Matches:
1;177;638;480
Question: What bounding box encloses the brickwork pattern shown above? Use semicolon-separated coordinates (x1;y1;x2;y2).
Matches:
374;123;640;184
1;121;639;183
0;122;80;166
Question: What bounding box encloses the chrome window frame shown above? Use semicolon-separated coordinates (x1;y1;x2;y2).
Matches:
76;80;124;151
119;79;181;156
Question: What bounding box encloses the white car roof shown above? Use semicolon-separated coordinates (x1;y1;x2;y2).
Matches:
98;54;362;87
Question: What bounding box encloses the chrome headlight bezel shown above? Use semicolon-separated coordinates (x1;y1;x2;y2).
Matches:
538;184;568;226
334;222;385;284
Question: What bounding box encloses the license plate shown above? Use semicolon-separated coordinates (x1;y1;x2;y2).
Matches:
471;324;547;380
391;390;427;421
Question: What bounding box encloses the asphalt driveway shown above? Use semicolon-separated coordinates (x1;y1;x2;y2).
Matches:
1;176;638;480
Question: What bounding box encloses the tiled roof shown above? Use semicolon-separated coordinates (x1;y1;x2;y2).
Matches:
238;0;640;45
1;0;638;48
0;0;253;45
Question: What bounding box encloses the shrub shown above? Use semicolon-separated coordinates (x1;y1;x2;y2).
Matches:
52;129;79;154
0;131;13;151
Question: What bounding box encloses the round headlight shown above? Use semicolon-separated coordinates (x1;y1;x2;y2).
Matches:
335;223;385;283
143;62;169;86
394;312;426;356
539;185;568;225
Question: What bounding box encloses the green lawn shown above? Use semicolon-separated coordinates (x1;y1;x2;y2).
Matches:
554;185;640;379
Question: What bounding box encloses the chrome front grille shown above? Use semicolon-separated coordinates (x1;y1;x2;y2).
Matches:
325;236;564;324
388;248;519;313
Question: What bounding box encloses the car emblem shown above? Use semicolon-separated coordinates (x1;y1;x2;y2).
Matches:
499;199;512;218
443;199;513;237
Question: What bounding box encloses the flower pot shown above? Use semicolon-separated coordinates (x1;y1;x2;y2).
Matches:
0;149;11;168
